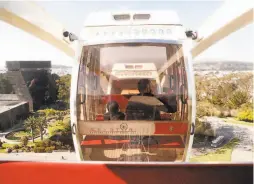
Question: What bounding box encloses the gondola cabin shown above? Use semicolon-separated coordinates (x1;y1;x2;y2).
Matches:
70;10;196;162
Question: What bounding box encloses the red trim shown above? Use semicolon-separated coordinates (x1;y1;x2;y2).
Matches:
155;122;188;134
81;135;184;148
96;114;104;121
0;162;252;184
101;95;129;110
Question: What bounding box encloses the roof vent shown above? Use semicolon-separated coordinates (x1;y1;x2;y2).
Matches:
133;14;150;20
113;14;130;20
125;65;134;69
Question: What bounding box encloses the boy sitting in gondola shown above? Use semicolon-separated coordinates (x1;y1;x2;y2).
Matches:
104;101;125;120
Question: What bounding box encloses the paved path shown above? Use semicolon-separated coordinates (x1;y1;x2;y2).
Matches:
231;149;253;162
0;152;77;161
0;128;48;144
192;116;253;162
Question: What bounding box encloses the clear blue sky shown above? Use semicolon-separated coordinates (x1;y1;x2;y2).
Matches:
0;1;253;67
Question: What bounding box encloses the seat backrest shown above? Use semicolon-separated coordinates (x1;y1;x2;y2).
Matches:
125;101;161;120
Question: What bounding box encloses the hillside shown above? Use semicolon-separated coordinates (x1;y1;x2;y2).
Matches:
193;61;253;71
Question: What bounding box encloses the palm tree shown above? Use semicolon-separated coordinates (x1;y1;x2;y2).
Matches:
24;116;37;143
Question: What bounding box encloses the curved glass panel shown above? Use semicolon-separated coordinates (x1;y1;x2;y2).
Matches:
76;42;192;162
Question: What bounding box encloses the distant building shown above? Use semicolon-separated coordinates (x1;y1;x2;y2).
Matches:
6;61;57;111
0;94;29;131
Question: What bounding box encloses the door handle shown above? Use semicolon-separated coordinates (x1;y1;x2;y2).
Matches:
72;124;76;135
190;123;195;135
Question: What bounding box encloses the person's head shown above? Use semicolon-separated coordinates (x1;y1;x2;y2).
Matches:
107;101;119;114
138;79;152;95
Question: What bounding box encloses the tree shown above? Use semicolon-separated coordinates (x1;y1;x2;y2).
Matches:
36;116;47;141
51;73;60;82
236;73;253;95
209;85;225;106
56;74;71;104
0;74;13;94
24;116;37;143
228;91;249;109
21;136;29;147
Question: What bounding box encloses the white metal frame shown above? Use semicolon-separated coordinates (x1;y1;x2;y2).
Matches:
71;39;194;162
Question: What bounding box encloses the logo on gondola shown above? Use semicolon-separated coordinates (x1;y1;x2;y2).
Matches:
120;123;128;131
169;126;174;132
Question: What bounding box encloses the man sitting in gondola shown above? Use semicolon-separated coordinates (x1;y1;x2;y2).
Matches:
125;79;177;121
125;79;177;146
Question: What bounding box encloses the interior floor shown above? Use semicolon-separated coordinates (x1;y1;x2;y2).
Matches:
81;135;185;162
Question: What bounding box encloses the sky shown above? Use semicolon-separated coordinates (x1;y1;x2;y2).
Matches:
0;1;253;67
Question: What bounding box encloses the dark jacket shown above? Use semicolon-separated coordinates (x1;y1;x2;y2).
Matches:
125;93;177;121
104;112;125;120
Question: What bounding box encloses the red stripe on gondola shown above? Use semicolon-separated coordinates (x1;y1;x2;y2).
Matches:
81;136;184;148
154;122;188;134
82;140;102;145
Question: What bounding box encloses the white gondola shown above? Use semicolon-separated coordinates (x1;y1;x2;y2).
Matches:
70;11;196;162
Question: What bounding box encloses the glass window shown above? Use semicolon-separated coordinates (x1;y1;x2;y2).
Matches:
76;42;192;162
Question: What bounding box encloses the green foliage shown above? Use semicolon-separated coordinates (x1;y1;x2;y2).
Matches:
24;116;42;142
196;103;211;118
24;114;48;141
48;120;70;136
234;101;253;122
36;116;47;141
35;139;56;148
13;144;20;149
7;148;12;153
34;139;58;153
208;85;226;106
5;130;40;141
25;147;31;152
51;73;60;82
21;136;29;147
56;74;71;104
237;109;253;122
227;91;249;109
14;131;30;138
196;102;219;118
190;138;239;162
0;73;13;94
195;72;253;121
239;102;252;111
33;139;71;152
218;111;225;118
56;111;66;121
34;147;46;153
24;116;37;130
2;143;14;149
195;118;216;137
38;109;69;120
45;146;55;153
38;108;58;117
